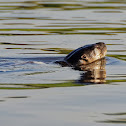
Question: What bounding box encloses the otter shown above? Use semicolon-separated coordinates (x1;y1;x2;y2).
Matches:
56;42;107;67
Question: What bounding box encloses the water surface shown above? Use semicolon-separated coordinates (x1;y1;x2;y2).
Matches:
0;0;126;126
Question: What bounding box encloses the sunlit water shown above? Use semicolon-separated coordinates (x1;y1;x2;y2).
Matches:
0;0;126;126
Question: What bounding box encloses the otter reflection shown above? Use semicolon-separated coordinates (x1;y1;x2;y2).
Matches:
75;58;106;84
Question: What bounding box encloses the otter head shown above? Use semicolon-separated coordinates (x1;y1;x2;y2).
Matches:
65;42;107;66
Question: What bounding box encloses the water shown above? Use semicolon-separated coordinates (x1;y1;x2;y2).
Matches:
0;0;126;125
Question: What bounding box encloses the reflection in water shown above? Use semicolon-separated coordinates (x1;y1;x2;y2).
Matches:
104;112;126;116
98;118;126;124
0;57;106;89
76;58;106;84
98;112;126;124
0;100;5;102
107;54;126;61
6;96;29;99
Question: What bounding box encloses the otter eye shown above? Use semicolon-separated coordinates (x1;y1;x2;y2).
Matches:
81;55;88;62
81;55;86;59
